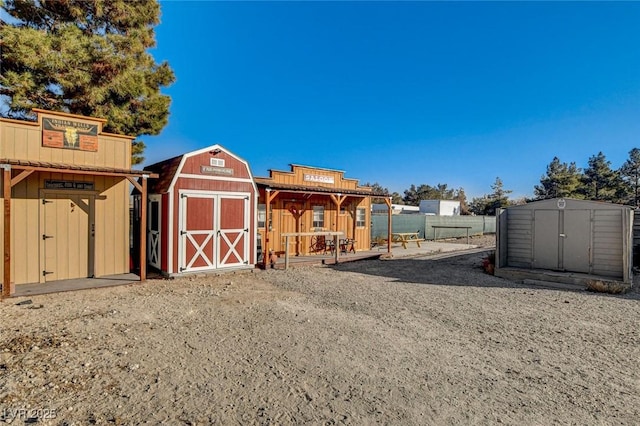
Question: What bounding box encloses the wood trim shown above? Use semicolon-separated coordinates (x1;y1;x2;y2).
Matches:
11;170;34;187
330;194;346;232
177;173;255;184
139;177;147;281
385;197;392;253
127;176;143;193
8;164;158;179
99;132;135;140
0;117;40;126
32;108;108;123
3;166;12;296
263;189;280;269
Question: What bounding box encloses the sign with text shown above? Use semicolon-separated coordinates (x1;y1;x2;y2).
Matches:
45;180;95;190
303;174;335;184
42;118;99;152
201;165;234;176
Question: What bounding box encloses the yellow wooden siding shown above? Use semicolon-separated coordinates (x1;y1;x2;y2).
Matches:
11;177;41;284
1;115;131;169
93;176;129;277
2;173;129;286
0;176;3;283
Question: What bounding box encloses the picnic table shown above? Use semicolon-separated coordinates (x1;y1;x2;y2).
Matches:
392;232;423;249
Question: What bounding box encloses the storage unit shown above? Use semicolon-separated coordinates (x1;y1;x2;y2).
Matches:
254;164;378;265
0;109;155;296
496;198;633;285
419;200;461;216
137;145;258;276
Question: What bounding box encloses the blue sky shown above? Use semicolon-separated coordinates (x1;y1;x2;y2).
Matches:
142;1;640;200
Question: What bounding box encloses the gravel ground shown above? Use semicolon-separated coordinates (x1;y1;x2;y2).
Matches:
1;240;638;425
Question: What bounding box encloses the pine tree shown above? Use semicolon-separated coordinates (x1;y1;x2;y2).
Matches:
455;187;471;215
580;152;626;202
0;0;175;164
469;177;513;216
534;157;584;200
619;148;640;206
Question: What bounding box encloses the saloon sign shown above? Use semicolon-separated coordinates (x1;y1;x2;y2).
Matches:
42;118;99;152
303;173;335;184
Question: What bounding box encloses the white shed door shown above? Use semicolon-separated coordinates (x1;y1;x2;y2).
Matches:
179;193;250;273
147;195;161;269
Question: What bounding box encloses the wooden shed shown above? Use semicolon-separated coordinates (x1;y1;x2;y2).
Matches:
254;164;377;267
496;198;634;286
0;109;155;297
136;145;258;276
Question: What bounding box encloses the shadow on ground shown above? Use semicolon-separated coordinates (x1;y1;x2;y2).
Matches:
329;250;640;300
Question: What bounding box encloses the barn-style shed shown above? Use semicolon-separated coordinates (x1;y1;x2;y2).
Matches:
495;198;634;286
137;145;258;276
0;109;155;297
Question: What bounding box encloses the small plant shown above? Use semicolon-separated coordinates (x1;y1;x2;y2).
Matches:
482;250;496;275
586;280;627;294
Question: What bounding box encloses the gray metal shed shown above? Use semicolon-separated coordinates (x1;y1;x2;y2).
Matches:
496;198;633;286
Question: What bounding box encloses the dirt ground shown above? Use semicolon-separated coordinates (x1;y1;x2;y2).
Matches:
1;236;639;425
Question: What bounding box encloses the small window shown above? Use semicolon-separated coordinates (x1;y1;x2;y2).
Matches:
210;158;225;167
257;204;266;228
356;208;366;227
313;205;325;228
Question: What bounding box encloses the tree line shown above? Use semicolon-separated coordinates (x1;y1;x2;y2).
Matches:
0;0;174;165
368;149;640;216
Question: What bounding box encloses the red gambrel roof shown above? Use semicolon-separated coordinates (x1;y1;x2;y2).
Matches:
142;154;184;194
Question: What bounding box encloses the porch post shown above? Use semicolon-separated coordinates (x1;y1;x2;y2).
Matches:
386;197;392;254
2;165;13;297
139;175;148;281
263;189;279;269
264;189;271;269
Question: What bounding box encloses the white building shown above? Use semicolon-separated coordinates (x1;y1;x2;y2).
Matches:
419;200;461;216
371;203;420;215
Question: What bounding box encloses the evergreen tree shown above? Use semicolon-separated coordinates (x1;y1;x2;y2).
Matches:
455;187;471;215
534;157;584;200
469;177;513;216
619;148;640;206
580;152;626;202
0;0;175;164
487;176;512;214
402;183;457;205
363;182;403;204
468;195;491;216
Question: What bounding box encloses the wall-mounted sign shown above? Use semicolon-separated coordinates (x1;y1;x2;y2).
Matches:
45;180;95;190
304;174;334;184
42;118;99;152
201;165;234;176
557;199;566;209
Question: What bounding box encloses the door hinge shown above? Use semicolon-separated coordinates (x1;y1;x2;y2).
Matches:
42;270;53;277
179;266;186;272
42;199;53;205
42;234;53;240
180;230;186;235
